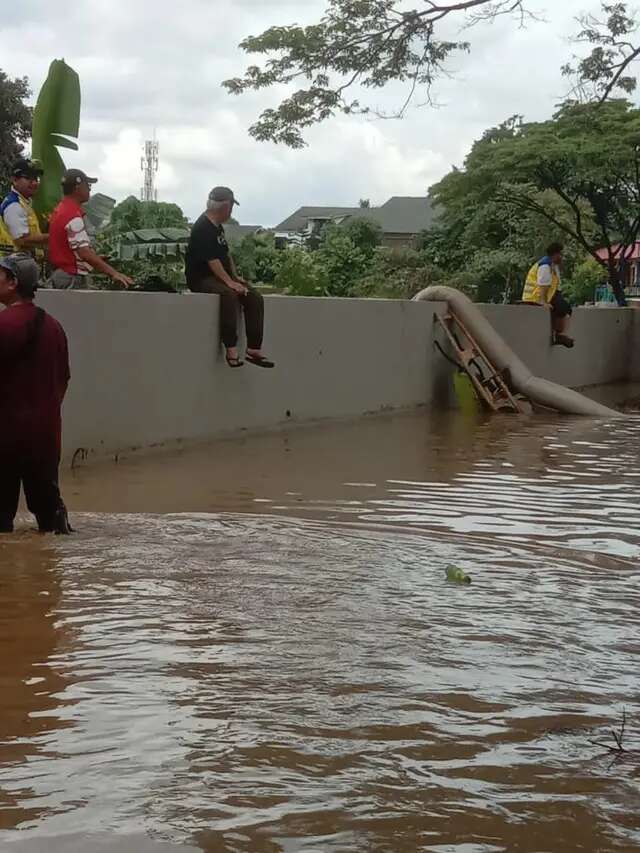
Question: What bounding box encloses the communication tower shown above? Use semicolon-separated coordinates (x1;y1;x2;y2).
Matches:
140;136;159;202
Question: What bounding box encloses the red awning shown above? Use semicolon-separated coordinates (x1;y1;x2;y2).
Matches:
595;243;640;262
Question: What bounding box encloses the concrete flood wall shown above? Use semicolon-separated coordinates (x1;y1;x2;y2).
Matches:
37;292;443;463
480;304;635;390
34;291;638;463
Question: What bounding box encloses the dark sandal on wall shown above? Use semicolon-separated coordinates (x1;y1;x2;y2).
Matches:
246;354;275;369
553;334;575;349
226;355;244;368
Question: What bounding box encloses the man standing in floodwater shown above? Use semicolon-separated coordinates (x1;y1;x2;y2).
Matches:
522;243;574;348
185;186;274;369
0;254;72;534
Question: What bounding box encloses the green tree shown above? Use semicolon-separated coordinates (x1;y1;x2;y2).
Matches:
353;247;443;299
223;0;528;147
95;196;189;291
109;196;188;232
315;224;372;296
274;247;329;295
564;256;608;305
231;232;281;283
563;2;639;103
0;70;32;192
426;102;640;305
423;134;588;303
342;217;382;256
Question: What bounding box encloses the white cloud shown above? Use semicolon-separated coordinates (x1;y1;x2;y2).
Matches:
2;0;610;225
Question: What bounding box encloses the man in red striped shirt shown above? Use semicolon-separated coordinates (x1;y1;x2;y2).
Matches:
0;254;73;534
48;169;133;290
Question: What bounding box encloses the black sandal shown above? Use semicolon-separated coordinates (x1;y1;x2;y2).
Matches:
246;353;275;369
226;355;244;368
553;334;575;349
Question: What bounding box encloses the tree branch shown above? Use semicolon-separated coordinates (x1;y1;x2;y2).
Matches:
224;0;529;145
600;45;640;102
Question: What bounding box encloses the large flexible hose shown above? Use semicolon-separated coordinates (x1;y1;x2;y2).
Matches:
414;285;623;418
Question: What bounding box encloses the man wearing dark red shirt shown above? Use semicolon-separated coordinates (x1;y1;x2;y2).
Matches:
48;169;133;290
0;254;73;534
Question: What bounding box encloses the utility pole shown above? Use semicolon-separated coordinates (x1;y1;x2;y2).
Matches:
140;134;159;202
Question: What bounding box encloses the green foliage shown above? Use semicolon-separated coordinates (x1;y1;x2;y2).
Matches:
223;0;527;147
109;196;188;232
274;248;328;295
31;60;81;217
90;256;186;292
230;233;281;283
314;225;371;296
426;101;640;304
563;2;639;103
274;223;438;300
0;70;32;191
117;257;185;290
564;256;608;305
352;247;443;299
95;200;188;291
341;217;382;256
270;214;435;299
423;175;585;303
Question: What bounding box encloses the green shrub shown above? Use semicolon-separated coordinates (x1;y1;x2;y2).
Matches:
274;248;329;295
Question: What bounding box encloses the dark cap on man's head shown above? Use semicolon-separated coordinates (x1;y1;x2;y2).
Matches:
62;168;98;188
0;253;40;297
12;158;44;180
208;186;239;206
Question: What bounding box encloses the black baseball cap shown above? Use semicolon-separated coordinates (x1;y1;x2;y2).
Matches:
0;253;40;297
62;168;98;187
208;186;239;205
12;158;44;180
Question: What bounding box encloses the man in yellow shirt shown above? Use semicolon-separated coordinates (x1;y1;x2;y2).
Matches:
0;159;48;257
522;242;574;348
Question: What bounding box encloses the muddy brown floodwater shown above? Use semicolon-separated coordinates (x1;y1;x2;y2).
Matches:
1;408;640;852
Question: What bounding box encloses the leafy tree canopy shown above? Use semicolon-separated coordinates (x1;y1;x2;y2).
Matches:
563;2;640;103
427;100;640;304
224;0;529;147
0;70;32;192
109;196;188;232
341;217;382;255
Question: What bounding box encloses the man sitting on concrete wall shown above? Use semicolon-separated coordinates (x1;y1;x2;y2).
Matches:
522;243;574;349
0;254;72;534
185;186;274;369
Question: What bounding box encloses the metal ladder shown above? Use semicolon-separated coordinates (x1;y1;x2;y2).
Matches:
435;310;526;414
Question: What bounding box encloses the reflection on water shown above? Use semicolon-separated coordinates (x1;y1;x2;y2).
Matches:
2;411;640;851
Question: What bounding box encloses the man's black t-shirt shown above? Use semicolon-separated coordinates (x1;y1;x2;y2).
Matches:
185;214;232;285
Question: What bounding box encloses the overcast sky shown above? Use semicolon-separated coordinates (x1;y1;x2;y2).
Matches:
3;0;611;226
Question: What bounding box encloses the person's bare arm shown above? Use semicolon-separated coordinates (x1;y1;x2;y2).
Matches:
14;233;48;250
76;247;134;288
208;259;247;294
228;254;248;284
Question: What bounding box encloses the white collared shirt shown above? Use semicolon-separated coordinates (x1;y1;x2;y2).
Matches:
2;190;31;240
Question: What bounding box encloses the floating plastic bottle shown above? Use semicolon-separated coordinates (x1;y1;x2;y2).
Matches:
446;565;472;585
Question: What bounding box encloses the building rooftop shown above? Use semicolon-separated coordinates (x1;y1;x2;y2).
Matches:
274;197;436;236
